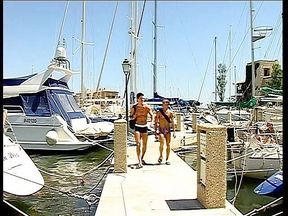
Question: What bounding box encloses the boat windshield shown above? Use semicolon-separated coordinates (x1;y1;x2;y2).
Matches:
57;93;81;113
67;94;82;112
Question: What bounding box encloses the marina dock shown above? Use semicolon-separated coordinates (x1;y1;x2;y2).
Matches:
95;130;243;216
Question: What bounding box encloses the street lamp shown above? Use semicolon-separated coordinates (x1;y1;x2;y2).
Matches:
122;58;131;133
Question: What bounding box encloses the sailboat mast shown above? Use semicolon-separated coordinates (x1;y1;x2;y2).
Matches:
214;36;217;102
229;25;232;101
153;0;157;96
234;65;237;97
250;0;255;98
129;1;137;104
80;0;86;106
133;1;138;97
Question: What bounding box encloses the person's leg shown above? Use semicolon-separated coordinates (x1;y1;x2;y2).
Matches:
165;133;171;164
141;131;148;164
134;130;142;167
158;134;165;163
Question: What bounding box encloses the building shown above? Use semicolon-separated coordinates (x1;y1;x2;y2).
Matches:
236;60;280;101
74;88;122;108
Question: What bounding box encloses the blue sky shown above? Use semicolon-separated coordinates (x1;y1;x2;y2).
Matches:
3;1;282;104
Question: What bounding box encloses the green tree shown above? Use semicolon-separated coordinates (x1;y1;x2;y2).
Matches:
266;63;283;90
216;63;227;102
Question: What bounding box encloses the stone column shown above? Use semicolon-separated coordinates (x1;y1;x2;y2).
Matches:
192;113;197;132
257;108;264;122
113;119;127;173
253;107;263;122
197;123;227;208
176;113;183;131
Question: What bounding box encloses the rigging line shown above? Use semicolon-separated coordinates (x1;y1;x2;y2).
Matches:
272;32;282;60
177;11;200;73
55;0;69;54
264;13;281;58
231;1;247;46
222;28;230;64
197;40;214;102
226;0;264;73
129;0;147;77
95;1;119;96
136;0;147;38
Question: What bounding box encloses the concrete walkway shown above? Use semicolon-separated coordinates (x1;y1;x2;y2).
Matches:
95;132;243;216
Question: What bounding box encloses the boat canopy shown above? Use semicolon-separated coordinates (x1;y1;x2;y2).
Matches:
3;74;37;86
3;64;73;98
4;88;86;131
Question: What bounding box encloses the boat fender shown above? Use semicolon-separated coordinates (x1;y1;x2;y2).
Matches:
46;130;58;145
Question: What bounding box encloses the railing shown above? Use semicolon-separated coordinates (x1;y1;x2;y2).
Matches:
3;105;25;114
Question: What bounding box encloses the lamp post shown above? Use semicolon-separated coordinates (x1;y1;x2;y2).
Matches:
122;59;131;134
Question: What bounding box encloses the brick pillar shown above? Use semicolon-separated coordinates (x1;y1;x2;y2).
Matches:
114;119;127;173
176;113;183;131
197;123;227;208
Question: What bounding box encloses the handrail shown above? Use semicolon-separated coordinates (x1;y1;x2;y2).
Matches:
3;105;25;114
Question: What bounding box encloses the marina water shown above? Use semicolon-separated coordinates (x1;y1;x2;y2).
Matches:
5;143;282;215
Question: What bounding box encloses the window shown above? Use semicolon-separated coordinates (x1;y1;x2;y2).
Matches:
67;94;82;112
264;68;270;77
58;94;74;112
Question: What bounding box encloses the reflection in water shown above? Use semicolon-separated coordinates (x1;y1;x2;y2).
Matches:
178;149;283;216
4;144;113;216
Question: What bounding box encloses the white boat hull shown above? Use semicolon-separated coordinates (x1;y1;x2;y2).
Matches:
3;134;44;196
5;114;97;151
231;145;282;179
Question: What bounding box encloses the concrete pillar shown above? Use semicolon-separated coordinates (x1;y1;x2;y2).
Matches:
228;111;232;124
197;123;227;208
192;113;197;132
176;113;183;131
253;107;263;122
113;119;127;173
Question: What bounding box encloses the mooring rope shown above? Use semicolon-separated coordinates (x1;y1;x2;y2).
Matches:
244;196;283;216
4;171;100;206
38;151;113;178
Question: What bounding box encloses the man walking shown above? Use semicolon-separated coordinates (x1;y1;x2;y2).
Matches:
154;99;176;165
130;92;153;168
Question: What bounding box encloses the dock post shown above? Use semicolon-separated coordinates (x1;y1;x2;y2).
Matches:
197;123;227;208
254;107;263;122
228;111;232;124
176;113;183;131
113;119;127;173
192;113;197;132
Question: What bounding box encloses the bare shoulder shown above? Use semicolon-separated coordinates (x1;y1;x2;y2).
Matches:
168;109;174;117
144;104;151;110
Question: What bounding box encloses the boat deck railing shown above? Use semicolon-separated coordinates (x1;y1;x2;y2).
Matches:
3;105;25;114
